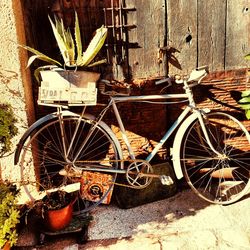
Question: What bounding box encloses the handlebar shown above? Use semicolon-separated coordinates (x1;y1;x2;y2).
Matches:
155;66;209;87
99;66;209;96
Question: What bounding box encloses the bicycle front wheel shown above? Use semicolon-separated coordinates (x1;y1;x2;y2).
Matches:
20;115;121;213
180;112;250;204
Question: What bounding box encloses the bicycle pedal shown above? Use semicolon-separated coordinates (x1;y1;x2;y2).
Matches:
160;175;174;185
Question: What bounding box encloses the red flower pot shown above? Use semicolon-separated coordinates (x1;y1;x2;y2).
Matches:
44;199;74;231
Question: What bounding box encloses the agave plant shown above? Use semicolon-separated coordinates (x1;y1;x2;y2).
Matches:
20;12;107;68
238;53;250;119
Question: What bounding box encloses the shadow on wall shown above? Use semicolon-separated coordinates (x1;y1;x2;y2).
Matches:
0;67;20;97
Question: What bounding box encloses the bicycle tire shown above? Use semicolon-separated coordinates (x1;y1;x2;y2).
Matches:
175;111;250;205
19;114;122;213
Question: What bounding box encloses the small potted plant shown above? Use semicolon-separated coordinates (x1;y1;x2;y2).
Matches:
0;182;20;250
32;190;76;232
238;53;250;119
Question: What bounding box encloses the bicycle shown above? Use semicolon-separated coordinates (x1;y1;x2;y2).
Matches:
15;66;250;213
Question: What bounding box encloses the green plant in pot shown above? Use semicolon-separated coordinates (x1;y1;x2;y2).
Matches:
20;12;107;70
238;53;250;119
0;182;20;249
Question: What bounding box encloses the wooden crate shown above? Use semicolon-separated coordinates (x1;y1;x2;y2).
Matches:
38;70;100;106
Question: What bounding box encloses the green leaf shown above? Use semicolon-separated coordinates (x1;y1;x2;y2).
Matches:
239;103;250;110
19;45;61;66
238;96;250;104
241;90;250;97
48;15;69;65
244;53;250;60
27;55;61;68
246;109;250;119
87;59;107;67
52;16;76;66
78;25;107;66
75;11;83;64
64;28;75;65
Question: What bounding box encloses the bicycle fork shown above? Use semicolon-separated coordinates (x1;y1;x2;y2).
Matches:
195;110;225;158
183;79;224;158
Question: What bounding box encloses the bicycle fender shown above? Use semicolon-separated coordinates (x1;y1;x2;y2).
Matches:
14;111;123;166
172;110;210;179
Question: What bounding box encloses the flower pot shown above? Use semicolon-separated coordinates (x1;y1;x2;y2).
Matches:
44;199;74;232
2;241;11;250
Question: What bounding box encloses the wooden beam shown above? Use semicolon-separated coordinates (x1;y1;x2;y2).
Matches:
166;0;197;75
225;0;250;69
197;0;227;71
128;0;166;79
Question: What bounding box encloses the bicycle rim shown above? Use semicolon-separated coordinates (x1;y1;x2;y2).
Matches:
180;112;250;204
20;116;120;213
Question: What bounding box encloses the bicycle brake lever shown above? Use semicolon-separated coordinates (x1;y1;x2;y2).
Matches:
155;77;172;86
196;65;209;72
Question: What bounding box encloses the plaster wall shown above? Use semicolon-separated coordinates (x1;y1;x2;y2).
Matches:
0;1;31;181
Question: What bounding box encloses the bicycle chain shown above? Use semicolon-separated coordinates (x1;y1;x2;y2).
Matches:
20;159;160;189
76;159;157;189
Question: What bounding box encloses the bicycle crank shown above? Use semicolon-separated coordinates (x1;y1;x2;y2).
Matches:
125;161;153;189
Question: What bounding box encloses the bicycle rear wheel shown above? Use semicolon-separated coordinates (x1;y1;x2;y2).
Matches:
20;115;121;213
180;112;250;204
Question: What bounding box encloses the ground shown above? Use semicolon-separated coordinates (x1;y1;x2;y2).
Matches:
15;186;250;250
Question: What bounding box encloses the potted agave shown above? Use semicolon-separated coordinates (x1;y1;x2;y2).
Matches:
20;12;107;103
21;12;107;69
238;53;250;119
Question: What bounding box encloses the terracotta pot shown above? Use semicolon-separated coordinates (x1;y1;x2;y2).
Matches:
2;241;11;250
44;200;74;231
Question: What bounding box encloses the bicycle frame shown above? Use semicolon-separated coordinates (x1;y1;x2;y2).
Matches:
110;93;192;162
14;78;221;181
86;80;223;180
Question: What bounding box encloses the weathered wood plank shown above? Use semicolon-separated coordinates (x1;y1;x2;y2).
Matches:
226;0;250;69
166;0;197;76
197;0;227;71
127;0;166;79
22;0;250;80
